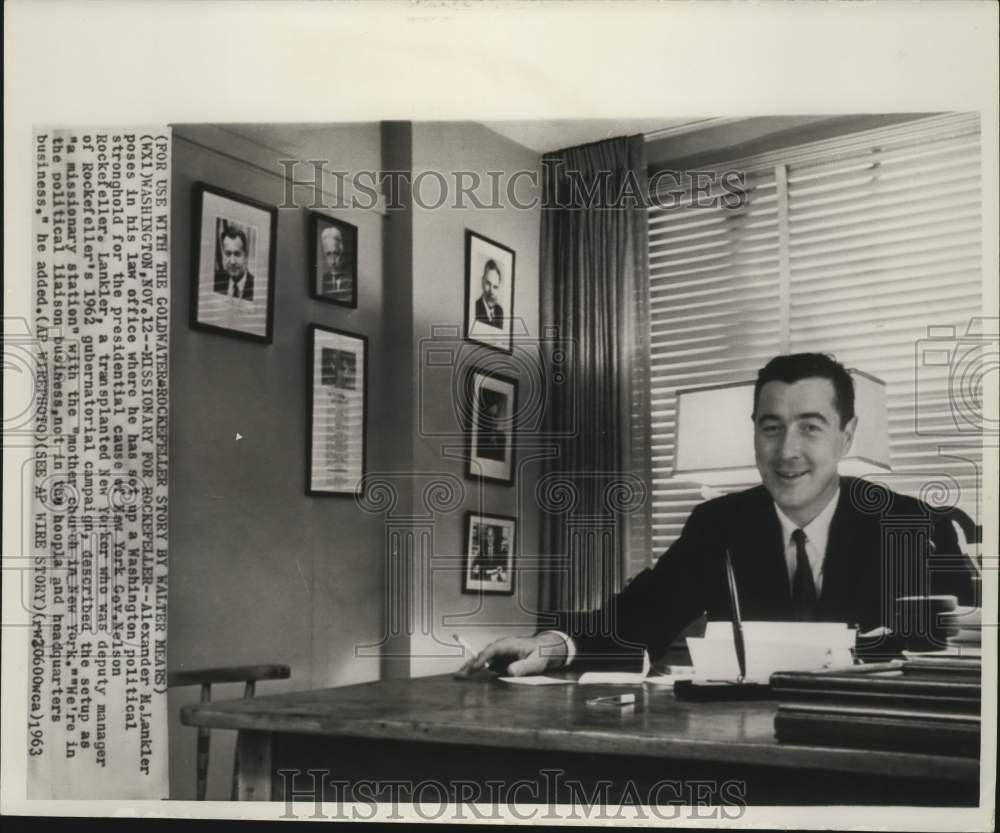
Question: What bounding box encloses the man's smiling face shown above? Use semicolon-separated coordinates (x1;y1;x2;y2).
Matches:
753;377;856;527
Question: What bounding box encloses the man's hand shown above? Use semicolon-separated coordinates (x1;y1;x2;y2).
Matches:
456;633;568;677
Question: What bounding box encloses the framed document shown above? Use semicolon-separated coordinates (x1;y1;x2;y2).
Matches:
191;183;277;343
466;367;518;485
463;512;516;595
464;229;515;353
306;325;368;496
309;212;358;308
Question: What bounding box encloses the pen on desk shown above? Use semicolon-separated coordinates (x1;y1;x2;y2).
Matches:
452;633;476;659
724;550;747;683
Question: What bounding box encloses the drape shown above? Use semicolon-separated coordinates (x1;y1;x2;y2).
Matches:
538;135;653;616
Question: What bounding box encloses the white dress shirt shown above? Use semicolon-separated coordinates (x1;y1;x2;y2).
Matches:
548;488;842;668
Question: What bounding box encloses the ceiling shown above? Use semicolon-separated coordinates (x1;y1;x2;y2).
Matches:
480;118;706;154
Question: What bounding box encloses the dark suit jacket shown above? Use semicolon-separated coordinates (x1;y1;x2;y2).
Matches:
563;477;974;665
214;270;255;301
475;297;503;329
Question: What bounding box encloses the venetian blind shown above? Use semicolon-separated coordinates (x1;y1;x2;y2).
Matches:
642;113;983;576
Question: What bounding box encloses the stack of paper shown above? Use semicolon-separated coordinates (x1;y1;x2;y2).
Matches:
687;622;857;683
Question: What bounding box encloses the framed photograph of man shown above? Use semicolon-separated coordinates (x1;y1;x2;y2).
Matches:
466;368;518;485
306;325;368;497
463;512;516;595
464;229;516;353
309;213;358;308
191;183;277;343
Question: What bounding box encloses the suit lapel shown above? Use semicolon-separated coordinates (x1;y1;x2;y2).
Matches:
817;480;860;620
731;488;791;617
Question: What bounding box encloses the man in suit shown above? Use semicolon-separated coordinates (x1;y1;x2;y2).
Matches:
213;226;255;301
460;352;975;675
474;260;504;329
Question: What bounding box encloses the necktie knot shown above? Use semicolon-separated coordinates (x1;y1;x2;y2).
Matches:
791;528;807;548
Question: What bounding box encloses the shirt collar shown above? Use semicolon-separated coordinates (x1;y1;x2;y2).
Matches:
773;486;840;555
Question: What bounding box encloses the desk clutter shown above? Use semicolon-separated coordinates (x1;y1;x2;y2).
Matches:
772;657;981;757
941;605;982;654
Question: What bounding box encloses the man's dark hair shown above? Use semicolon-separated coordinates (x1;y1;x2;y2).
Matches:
220;225;248;253
753;353;855;428
482;259;502;281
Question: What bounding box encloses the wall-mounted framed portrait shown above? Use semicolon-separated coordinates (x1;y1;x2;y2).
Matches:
306;325;368;497
465;367;518;485
191;183;277;343
309;212;358;308
464;229;515;354
463;512;516;595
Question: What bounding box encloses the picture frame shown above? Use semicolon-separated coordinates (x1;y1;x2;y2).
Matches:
191;182;277;343
309;212;358;308
465;367;518;485
306;325;368;497
462;512;516;595
463;229;516;353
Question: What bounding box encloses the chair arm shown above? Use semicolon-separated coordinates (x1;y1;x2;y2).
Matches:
167;664;291;688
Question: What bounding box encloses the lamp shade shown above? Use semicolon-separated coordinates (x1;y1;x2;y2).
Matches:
672;370;891;487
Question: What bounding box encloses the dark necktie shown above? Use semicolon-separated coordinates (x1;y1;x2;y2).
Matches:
791;528;818;621
231;279;240;298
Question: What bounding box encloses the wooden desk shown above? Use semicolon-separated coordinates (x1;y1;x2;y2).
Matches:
181;674;979;806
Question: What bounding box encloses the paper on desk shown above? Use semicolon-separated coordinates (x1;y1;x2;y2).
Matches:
577;672;648;685
498;675;575;685
703;621;856;647
903;646;982;659
689;622;856;682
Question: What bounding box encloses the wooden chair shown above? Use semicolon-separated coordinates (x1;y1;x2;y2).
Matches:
168;663;290;800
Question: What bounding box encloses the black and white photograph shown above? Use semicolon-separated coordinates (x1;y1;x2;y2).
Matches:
463;512;516;595
3;2;997;830
191;183;277;342
464;229;516;353
310;212;358;308
307;325;368;496
466;368;518;484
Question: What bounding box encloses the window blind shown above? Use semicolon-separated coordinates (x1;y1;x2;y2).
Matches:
641;113;983;577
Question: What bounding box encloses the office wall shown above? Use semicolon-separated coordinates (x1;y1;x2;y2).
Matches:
166;122;544;796
406;123;544;677
167;125;387;799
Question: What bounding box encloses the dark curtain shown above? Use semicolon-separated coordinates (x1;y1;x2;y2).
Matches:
538;135;653;616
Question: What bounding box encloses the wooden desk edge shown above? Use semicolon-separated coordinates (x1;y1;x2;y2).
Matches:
180;702;980;784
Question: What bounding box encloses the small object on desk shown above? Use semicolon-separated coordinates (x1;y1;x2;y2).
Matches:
673;679;774;701
586;693;636;708
498;675;574;685
893;594;959;651
643;667;695;688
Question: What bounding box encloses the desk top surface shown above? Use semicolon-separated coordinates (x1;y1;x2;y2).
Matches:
181;672;978;782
